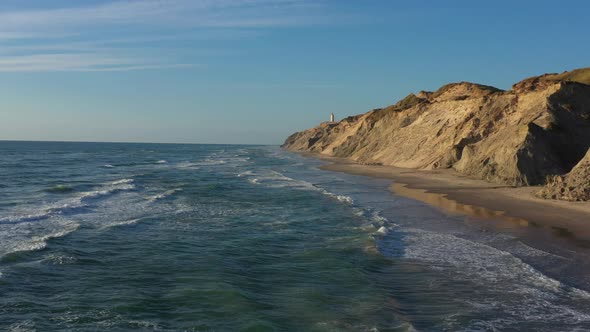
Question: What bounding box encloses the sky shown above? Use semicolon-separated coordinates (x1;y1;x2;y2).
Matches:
0;0;589;144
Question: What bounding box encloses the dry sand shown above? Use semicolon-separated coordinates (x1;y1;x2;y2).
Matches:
306;153;590;241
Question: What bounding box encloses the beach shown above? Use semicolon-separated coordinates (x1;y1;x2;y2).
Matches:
313;154;590;242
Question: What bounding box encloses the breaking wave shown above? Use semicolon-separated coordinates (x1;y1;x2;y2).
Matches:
0;178;137;257
100;218;142;230
0;222;80;258
148;188;182;202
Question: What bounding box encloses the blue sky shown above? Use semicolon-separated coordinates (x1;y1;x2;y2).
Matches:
0;0;589;144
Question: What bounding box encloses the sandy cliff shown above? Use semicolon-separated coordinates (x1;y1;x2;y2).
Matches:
283;68;590;199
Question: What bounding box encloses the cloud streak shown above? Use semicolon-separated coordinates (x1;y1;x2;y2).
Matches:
0;0;329;72
0;0;324;30
0;53;195;72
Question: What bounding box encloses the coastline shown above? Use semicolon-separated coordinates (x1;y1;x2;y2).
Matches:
300;152;590;242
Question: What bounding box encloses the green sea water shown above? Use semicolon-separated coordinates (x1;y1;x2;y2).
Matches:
1;141;589;331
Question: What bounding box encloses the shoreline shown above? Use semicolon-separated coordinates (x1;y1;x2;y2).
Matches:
300;152;590;242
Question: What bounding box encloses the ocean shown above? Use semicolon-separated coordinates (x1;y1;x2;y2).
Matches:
1;141;589;331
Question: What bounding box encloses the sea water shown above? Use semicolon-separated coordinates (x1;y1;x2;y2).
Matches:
1;141;589;331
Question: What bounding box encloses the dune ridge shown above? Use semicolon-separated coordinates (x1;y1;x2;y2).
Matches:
283;68;590;201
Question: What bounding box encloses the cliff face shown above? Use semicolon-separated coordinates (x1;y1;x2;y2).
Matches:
283;68;590;188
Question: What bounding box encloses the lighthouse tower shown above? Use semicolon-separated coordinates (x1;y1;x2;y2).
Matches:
330;113;335;123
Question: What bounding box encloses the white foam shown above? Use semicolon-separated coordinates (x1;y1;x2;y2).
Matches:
45;201;87;214
240;169;358;207
331;194;354;205
79;180;135;202
100;218;141;230
80;189;115;200
376;226;389;235
110;179;134;185
402;229;562;289
319;186;355;205
371;211;388;224
393;227;590;325
0;222;80;257
44;253;77;265
352;208;396;235
243;170;316;190
178;159;225;168
0;178;141;258
155;160;167;164
227;157;250;163
127;320;161;329
8;320;36;332
1;196;90;225
102;164;115;168
504;240;570;261
243;170;290;185
85;179;135;198
176;161;201;169
148;188;182;202
0;211;51;224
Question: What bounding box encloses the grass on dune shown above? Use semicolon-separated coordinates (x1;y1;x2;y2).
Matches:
547;67;590;85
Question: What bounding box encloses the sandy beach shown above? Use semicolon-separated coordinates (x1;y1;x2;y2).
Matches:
307;153;590;242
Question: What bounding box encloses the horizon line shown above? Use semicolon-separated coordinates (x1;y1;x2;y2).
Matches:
0;139;277;146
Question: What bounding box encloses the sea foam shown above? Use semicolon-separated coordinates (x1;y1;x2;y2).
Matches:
148;188;182;202
389;227;590;326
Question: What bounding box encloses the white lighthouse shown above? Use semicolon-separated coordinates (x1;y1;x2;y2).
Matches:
330;113;335;123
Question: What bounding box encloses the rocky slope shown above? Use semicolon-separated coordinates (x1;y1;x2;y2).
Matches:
283;68;590;199
538;149;590;201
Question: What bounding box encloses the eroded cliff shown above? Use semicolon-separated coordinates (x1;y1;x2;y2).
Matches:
283;68;590;194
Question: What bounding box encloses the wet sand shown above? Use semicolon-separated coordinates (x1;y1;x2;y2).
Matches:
307;153;590;242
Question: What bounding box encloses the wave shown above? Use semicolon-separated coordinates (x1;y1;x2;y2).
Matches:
241;169;357;206
386;227;590;326
110;179;134;185
1;222;80;258
225;157;250;163
155;160;168;164
43;253;78;265
148;188;182;202
102;164;115;168
100;218;142;230
79;188;132;202
46;184;74;194
323;192;354;205
0;179;135;225
178;159;226;168
354;208;391;226
243;170;314;188
176;162;201;169
79;179;135;202
0;211;52;224
314;320;417;332
376;226;389;235
199;150;252;167
1;198;90;225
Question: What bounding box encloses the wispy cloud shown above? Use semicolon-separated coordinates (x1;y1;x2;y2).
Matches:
0;0;330;72
0;0;326;30
0;53;196;72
